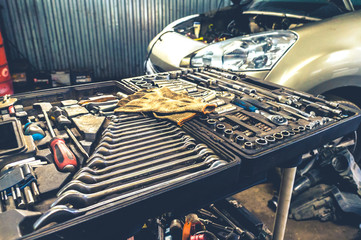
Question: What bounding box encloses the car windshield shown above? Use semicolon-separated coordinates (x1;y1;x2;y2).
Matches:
244;0;357;18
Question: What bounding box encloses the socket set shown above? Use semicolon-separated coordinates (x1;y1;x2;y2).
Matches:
121;67;361;176
0;81;240;240
0;164;40;210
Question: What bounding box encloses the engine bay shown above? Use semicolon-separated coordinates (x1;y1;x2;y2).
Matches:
173;5;324;44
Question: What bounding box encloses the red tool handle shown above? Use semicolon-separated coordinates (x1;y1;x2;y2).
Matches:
50;137;77;172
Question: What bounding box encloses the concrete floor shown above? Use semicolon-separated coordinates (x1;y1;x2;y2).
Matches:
233;183;361;240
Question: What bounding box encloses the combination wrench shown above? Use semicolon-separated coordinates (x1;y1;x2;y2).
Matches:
93;128;187;157
95;135;195;156
102;122;174;138
58;150;216;194
52;157;226;208
33;163;226;230
94;133;191;154
106;118;159;130
77;143;210;177
87;138;196;168
99;125;180;144
102;121;173;135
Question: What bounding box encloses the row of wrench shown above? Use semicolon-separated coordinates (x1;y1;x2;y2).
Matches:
33;113;228;230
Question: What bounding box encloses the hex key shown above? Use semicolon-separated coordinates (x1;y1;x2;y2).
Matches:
58;153;218;195
52;159;226;208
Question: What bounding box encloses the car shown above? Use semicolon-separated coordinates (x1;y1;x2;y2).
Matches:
145;0;361;161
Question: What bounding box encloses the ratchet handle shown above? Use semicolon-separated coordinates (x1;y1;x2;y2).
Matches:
50;137;77;172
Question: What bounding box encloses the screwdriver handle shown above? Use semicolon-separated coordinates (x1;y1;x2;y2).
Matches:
50;137;77;172
233;98;258;112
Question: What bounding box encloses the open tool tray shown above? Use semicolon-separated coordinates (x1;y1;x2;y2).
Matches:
0;81;241;240
121;67;361;177
12;80;134;107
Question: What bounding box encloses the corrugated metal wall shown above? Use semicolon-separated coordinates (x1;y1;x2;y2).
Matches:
0;0;232;79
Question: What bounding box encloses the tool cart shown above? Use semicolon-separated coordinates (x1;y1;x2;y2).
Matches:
0;67;360;240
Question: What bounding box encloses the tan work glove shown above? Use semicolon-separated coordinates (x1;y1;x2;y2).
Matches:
114;87;216;126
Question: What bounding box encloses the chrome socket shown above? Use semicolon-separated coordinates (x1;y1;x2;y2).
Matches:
281;131;291;137
235;135;245;144
255;138;268;146
216;124;226;134
298;126;306;132
265;135;276;143
207;119;217;130
224;129;233;139
273;132;284;140
244;141;255;149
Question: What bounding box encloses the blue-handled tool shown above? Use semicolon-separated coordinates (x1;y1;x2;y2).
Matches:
233;97;288;126
24;122;45;141
233;98;258;112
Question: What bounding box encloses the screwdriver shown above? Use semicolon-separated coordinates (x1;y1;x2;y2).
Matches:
34;102;78;172
49;106;89;159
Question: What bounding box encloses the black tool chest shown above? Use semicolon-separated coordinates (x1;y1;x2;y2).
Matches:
0;67;360;239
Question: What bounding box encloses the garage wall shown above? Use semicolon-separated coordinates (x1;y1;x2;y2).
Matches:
0;0;232;79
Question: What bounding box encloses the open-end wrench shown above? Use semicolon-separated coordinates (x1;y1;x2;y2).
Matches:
52;157;225;208
95;135;195;156
103;121;172;135
99;125;179;144
78;143;209;177
85;139;196;169
33;161;227;231
58;150;216;194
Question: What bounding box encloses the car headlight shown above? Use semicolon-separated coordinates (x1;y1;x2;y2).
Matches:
190;30;297;71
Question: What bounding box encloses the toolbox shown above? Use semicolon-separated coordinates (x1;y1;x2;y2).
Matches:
0;68;360;239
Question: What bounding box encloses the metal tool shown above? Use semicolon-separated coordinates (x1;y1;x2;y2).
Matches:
52;158;226;208
102;121;173;135
80;143;207;176
49;106;89;159
33;167;220;230
94;131;189;154
233;98;288;126
107;118;159;130
33;103;77;172
99;125;181;144
209;204;255;240
95;128;186;154
24;121;45;141
58;150;215;194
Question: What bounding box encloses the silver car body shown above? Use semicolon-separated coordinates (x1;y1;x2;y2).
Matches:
147;10;361;96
